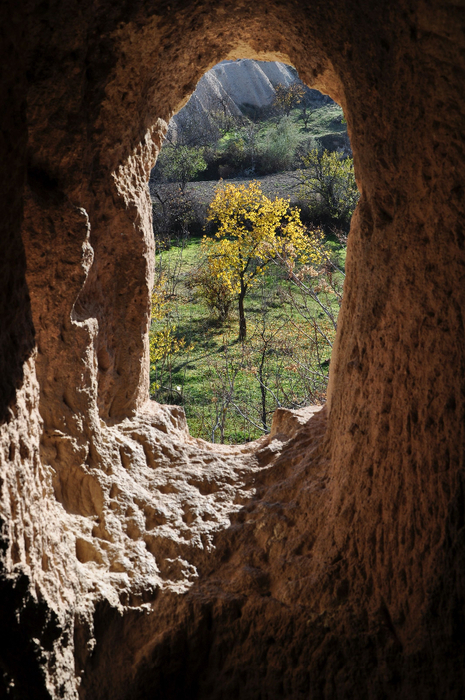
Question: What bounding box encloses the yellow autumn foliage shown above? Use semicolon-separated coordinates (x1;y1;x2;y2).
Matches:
149;274;192;394
203;180;322;297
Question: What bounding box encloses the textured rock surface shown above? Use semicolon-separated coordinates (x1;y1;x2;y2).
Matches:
208;59;293;108
1;0;465;698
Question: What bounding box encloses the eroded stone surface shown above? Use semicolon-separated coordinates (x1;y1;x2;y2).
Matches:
1;0;465;698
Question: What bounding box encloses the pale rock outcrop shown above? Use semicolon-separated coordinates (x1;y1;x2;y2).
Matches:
210;59;282;108
168;59;298;143
168;68;242;144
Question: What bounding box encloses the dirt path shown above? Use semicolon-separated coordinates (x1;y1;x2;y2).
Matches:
150;171;303;209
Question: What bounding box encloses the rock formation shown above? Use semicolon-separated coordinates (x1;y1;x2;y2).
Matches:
208;59;295;109
167;58;317;145
1;0;465;698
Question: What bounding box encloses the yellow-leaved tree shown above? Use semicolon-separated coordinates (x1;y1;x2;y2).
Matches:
149;274;192;399
203;181;322;340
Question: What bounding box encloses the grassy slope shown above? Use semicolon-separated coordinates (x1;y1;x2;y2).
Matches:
150;100;348;443
151;236;343;443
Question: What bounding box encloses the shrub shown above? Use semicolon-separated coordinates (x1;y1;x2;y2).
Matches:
153;143;207;192
257;117;300;174
190;261;235;322
151;186;206;249
298;148;359;230
273;82;307;118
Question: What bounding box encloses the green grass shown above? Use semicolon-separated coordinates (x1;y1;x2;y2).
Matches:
300;101;346;139
151;235;343;444
149;98;350;444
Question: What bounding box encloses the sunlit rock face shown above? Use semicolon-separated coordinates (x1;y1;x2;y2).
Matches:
1;0;465;698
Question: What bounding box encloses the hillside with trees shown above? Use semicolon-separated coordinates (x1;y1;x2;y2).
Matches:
148;60;358;443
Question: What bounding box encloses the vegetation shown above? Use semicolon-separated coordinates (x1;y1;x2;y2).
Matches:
147;78;356;443
154;143;207;193
297;148;359;230
202;181;322;340
149;234;344;442
149;273;193;397
150;83;350;187
273;82;306;118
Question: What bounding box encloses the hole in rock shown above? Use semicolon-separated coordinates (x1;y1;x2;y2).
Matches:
148;59;357;444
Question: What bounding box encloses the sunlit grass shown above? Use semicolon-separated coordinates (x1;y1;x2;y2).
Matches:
151;235;343;444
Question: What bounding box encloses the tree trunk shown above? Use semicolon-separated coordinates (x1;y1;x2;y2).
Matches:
238;288;247;341
258;350;268;432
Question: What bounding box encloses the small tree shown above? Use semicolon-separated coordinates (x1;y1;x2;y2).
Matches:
273;82;307;118
149;273;192;401
150;142;207;248
154;143;207;194
209;94;243;137
151;185;199;250
191;258;235;322
298;92;313;131
203;181;322;341
298;148;359;229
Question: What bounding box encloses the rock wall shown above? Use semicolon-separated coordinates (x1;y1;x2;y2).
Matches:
1;0;465;698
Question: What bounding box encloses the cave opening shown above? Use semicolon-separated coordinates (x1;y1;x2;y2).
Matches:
5;1;465;697
147;59;357;444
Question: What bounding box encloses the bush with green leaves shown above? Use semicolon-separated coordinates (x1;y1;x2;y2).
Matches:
257;116;300;174
298;148;359;230
154;143;207;193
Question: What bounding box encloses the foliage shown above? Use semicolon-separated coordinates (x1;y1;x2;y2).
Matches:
151;92;349;192
298;148;359;229
258;116;300;174
149;273;193;399
209;95;244;137
217;117;261;174
190;259;235;321
150;234;344;443
202;181;322;340
151;186;203;250
273;82;307;118
154;143;207;193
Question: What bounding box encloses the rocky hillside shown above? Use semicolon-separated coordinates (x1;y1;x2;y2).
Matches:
169;59;332;142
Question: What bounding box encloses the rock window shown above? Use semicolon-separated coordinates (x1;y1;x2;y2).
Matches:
148;60;357;443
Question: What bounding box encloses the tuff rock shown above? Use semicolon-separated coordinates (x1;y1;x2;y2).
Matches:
1;0;465;698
